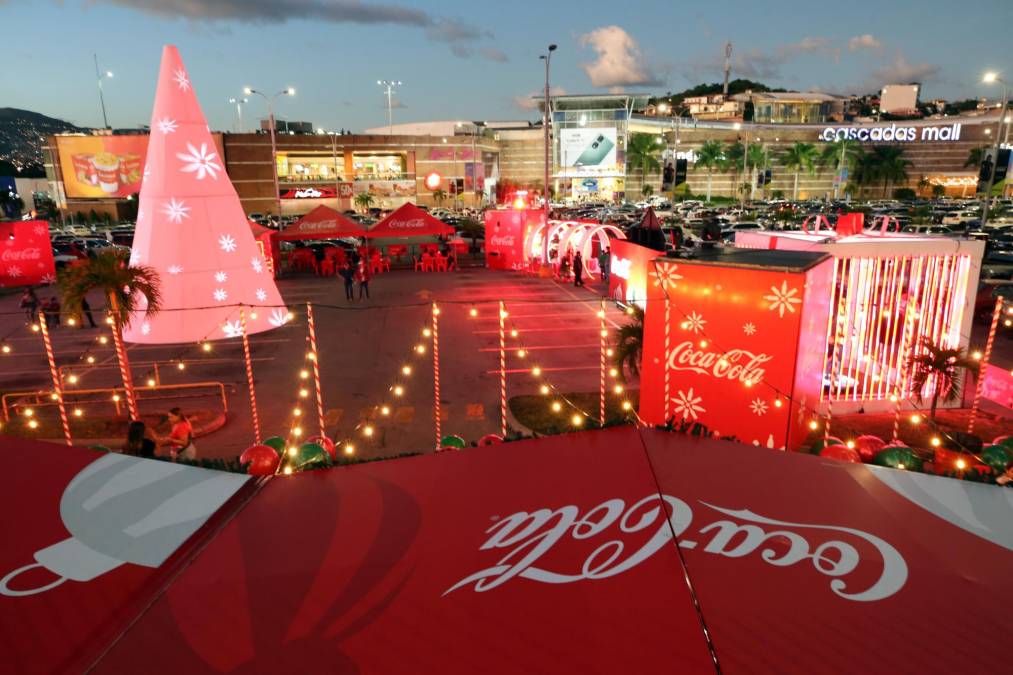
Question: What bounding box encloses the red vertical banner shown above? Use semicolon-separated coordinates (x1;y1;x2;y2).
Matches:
639;255;831;450
0;221;56;288
607;239;663;307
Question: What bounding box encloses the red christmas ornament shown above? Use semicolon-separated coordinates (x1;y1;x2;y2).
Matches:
307;435;335;460
855;434;886;462
478;434;504;446
240;444;280;476
819;445;861;463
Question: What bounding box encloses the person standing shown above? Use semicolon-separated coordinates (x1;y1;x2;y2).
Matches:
123;420;156;458
80;296;97;328
573;251;584;287
19;287;39;323
339;262;355;301
160;407;196;460
356;259;370;300
598;247;610;284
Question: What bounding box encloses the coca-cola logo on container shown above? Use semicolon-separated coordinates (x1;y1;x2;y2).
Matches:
1;248;42;262
667;340;772;386
489;235;515;248
445;494;907;602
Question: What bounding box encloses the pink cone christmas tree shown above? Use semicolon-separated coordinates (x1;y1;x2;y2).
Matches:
124;45;286;344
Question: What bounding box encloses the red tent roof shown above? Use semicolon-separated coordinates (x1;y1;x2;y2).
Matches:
278;205;366;241
248;219;275;238
365;202;454;239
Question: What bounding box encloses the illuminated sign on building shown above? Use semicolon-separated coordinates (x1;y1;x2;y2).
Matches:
819;123;962;143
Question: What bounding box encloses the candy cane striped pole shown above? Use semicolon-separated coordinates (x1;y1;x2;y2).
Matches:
968;295;1004;435
599;299;606;426
892;301;917;442
38;312;72;446
664;295;671;424
432;303;441;450
240;308;261;445
499;300;507;437
108;311;138;420
305;302;325;438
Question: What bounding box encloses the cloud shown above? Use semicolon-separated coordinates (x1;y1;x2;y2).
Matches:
512;86;567;111
872;51;941;85
578;26;662;88
480;48;509;63
848;34;883;52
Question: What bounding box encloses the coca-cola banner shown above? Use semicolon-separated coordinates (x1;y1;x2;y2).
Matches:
638;252;833;450
0;220;56;288
608;238;663;307
484;209;540;271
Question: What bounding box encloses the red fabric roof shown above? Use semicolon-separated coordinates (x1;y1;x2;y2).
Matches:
365;202;454;239
278;205;366;241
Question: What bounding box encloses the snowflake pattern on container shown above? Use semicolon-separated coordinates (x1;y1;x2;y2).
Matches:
250;257;263;273
763;280;802;318
162;197;191;224
671;387;705;420
173;68;190;91
218;234;237;252
255;288;267;302
652;262;684;291
40;273;56;285
268;308;290;327
156;117;178;134
213;288;227;302
6;265;22;278
684;311;706;334
749;398;768;416
177;142;221;180
141;322;151;336
222;320;242;338
167;265;183;275
33;224;47;236
214;271;227;283
743;322;757;336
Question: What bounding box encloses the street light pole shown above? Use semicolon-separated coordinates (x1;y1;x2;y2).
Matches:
377;80;403;135
93;54;113;129
245;86;295;225
981;73;1008;228
540;44;557;267
228;97;247;132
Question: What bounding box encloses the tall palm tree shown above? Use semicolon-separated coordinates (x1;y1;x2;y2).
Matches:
695;140;727;203
779;142;818;201
745;144;767;200
819;139;861;198
60;250;162;420
907;337;977;420
724;141;744;191
916;175;931;197
868;146;911;197
432;188;447;207
354;192;374;213
626;133;663;197
612;304;644;384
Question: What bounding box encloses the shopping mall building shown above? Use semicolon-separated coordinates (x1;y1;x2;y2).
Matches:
43;95;1004;219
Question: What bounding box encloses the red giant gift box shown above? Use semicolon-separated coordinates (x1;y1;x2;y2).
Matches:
638;248;833;450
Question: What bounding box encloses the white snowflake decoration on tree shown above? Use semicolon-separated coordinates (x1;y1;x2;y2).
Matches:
684;311;706;334
167;265;183;275
156;117;178;134
749;398;769;416
173;68;190;91
251;257;263;273
764;280;802;318
214;271;228;283
6;265;22;278
213;288;228;302
671;387;705;420
162;197;191;224
218;234;237;253
743;322;757;336
141;322;152;336
177;142;221;180
652;262;684;291
255;288;267;302
222;320;242;338
268;308;290;327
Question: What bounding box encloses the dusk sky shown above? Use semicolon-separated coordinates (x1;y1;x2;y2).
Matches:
3;0;1009;132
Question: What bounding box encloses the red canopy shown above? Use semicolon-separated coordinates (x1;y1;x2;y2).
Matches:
277;205;366;241
365;202;454;239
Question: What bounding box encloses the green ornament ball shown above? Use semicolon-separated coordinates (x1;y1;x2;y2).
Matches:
440;434;466;449
873;445;922;472
295;442;328;469
981;445;1010;473
262;436;286;456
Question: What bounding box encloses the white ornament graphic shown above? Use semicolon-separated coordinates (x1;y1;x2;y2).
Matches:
671;387;705;421
764;280;802;318
6;265;22;278
213;288;227;302
218;234;237;253
162;197;191;224
141;322;152;336
156;117;178;134
214;271;228;283
743;322;757;336
255;288;267;302
652;262;684;290
222;320;242;338
749;398;769;416
33;224;47;236
167;265;183;275
684;311;706;334
250;257;263;273
268;308;290;327
177;142;221;181
173;68;190;92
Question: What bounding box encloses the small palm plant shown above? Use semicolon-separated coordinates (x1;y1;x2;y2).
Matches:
60;249;162;419
907;337;978;420
612;304;645;384
432;188;447;207
354;192;374;213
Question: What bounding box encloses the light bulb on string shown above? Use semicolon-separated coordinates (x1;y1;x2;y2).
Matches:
344;444;355;455
99;336;108;345
571;414;583;426
930;436;941;447
393;385;404;396
146;378;156;387
809;420;819;430
292;426;303;437
67;374;79;385
910;414;921;425
363;425;374;437
540;385;550;395
416;344;426;355
955;458;967;470
621;401;632;411
531;366;541;376
177;362;185;371
517;349;526;358
67;318;76;326
73;408;83;418
27;419;38;429
293;408;302;417
23;408;34;417
614;384;623;394
551;401;562;413
250;312;258;320
299;369;310;379
380;405;391;416
299;388;309;398
606;348;614;357
283;466;293;475
402;365;412;375
287;311;295;321
202;342;212;352
306;351;316;361
422;328;432;337
1;344;10;354
609;368;618;378
86;355;95;364
469;307;478;317
105;316;114;325
31;324;40;333
510;329;518;338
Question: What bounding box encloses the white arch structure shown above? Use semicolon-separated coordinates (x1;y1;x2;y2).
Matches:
525;220;626;278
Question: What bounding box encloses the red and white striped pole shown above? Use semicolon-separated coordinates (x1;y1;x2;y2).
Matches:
599;299;606;426
892;301;917;442
240;308;261;445
664;295;671;423
968;295;1004;435
38;312;72;446
432;303;441;450
498;300;507;437
109;312;138;420
305;302;325;438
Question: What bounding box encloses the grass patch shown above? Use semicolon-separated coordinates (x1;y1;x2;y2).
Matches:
509;390;640;435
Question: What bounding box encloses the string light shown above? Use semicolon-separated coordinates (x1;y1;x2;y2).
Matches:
552;401;562;412
363;425;374;437
293;408;302;417
380;405;391;415
531;366;541;376
283;466;293;475
393;385;404;396
146;378;156;387
1;344;9;354
608;368;618;378
846;440;855;449
287;311;295;321
177;362;186;370
86;355;95;364
112;394;121;402
422;328;432;337
622;401;632;411
571;414;583;426
67;318;76;326
606;348;614;357
910;414;921;425
73;408;83;418
469;307;478;317
27;419;38;429
955;458;967;470
540;385;550;395
774;399;783;408
299;369;310;379
31;324;40;333
306;351;316;361
344;444;355;455
105;316;114;325
510;329;518;338
930;436;941;447
250;312;258;320
299;388;309;398
699;340;708;348
614;384;623;394
809;420;819;430
23;408;34;417
98;336;108;345
971;350;982;361
402;365;412;375
67;374;79;384
416;344;426;354
517;349;526;358
292;426;302;437
202;342;212;352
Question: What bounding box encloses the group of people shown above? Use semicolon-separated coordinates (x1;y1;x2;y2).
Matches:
121;407;196;460
338;258;371;301
19;287;97;328
554;246;611;288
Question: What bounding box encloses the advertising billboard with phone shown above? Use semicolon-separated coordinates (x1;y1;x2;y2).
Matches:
560;128;618;171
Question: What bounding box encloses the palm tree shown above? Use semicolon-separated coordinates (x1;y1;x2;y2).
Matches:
432;188;447;207
744;144;767;200
642;184;654;198
60;249;162;420
626;133;663;197
695;140;727;203
916;175;931;197
907;337;978;420
931;183;945;199
964;146;987;169
779;142;818;200
724;141;744;190
819;139;860;198
867;146;911;197
612;304;644;384
354;192;374;213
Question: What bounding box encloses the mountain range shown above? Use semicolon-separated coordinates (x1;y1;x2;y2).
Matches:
0;108;86;177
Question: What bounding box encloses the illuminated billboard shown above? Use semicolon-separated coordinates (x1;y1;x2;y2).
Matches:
559;128;619;175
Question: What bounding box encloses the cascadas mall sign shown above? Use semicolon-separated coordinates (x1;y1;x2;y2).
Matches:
819;122;962;143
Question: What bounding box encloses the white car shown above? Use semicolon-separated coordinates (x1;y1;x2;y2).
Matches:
942;211;980;226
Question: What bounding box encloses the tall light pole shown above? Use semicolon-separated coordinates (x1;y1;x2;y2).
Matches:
244;86;295;223
540;44;557;267
228;97;248;132
981;72;1008;228
93;55;113;129
377;80;402;135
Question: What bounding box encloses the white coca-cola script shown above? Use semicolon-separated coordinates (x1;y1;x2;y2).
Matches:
444;494;907;602
667;340;771;385
1;248;42;262
392;218;425;229
489;235;515;248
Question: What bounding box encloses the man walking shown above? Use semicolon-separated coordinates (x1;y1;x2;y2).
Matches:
573;250;584;287
598;247;610;284
339;262;355;301
356;260;370;300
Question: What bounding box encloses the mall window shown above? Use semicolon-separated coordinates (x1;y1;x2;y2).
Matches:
276;153;344;183
352;153;409;181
